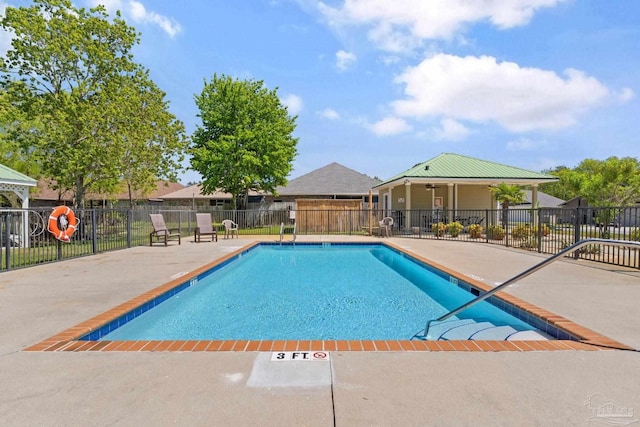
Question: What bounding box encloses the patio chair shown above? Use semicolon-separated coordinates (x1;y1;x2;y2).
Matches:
194;213;218;242
222;219;239;239
378;216;394;237
149;213;181;246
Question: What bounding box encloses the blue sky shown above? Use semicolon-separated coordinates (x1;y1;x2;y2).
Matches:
2;0;639;185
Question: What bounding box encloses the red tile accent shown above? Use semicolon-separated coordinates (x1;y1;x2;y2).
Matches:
245;341;261;352
336;340;350;351
323;341;338;351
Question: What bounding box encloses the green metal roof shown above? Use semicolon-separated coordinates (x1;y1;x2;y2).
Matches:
376;153;557;186
0;163;37;186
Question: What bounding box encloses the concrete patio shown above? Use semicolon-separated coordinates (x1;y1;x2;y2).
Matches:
1;236;639;426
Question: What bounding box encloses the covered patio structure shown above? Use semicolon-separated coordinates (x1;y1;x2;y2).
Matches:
374;153;558;231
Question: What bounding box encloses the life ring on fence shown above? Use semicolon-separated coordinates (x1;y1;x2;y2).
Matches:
48;206;77;243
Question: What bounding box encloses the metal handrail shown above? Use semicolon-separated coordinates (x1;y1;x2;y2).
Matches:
421;238;640;339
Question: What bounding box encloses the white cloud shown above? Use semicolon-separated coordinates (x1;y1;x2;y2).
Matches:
319;108;340;120
282;94;303;115
336;49;357;71
506;138;548;151
319;0;568;53
370;116;412;136
87;0;181;37
617;87;635;103
434;118;470;141
392;54;611;132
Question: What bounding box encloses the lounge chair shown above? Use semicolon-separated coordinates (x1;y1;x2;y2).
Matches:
222;219;239;239
378;217;394;237
194;213;218;242
149;213;181;246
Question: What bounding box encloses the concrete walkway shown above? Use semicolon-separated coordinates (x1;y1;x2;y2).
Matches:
1;236;639;426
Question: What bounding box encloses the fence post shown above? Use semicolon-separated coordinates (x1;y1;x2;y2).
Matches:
126;209;132;248
91;209;98;254
484;209;489;243
537;208;542;253
4;213;11;270
573;207;581;259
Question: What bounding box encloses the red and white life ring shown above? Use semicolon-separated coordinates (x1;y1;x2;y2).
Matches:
48;206;77;242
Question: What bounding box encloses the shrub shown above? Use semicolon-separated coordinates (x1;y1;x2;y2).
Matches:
487;225;505;240
468;224;483;239
630;227;640;241
432;222;446;237
447;221;463;237
511;224;531;240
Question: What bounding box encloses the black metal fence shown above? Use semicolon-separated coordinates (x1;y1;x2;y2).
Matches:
2;206;639;272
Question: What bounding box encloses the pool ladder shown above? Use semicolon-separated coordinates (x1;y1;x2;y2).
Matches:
279;222;296;243
417;238;640;340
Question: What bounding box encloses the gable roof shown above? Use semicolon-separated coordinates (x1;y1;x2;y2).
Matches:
276;162;381;196
0;164;37;186
376;153;557;187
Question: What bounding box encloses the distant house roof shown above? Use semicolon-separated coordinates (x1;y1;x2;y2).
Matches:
160;184;264;200
0;164;37;187
32;179;185;202
161;184;232;200
376;153;558;188
515;190;565;208
276;162;381;197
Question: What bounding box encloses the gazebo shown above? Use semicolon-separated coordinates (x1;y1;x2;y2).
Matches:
1;164;38;247
0;163;37;208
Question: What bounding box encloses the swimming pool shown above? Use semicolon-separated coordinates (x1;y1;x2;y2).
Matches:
83;242;552;342
28;240;628;352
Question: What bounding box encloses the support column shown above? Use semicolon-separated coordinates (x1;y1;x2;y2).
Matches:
447;183;454;222
405;180;411;229
531;185;539;225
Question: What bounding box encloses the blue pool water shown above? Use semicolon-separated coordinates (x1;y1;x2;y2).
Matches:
99;243;535;340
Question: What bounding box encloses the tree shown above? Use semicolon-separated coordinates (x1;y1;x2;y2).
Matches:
541;157;640;207
489;183;525;227
0;84;43;177
0;0;187;208
116;71;188;208
190;74;298;210
576;157;640;207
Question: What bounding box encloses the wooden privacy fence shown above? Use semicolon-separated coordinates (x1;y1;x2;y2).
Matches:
294;199;366;234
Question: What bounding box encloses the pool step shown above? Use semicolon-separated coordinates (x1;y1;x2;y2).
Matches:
426;319;549;341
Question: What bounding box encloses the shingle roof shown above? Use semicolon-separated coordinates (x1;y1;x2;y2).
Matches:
32;179;184;201
377;153;557;187
519;190;565;207
160;184;264;200
161;184;232;200
0;164;37;186
276;162;381;196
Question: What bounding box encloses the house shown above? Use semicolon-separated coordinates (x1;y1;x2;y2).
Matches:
272;162;381;207
159;184;265;209
509;190;565;223
374;153;558;229
30;179;185;207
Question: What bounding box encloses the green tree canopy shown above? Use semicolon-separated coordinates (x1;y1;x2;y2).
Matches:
190;74;298;209
0;0;187;207
541;157;640;207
